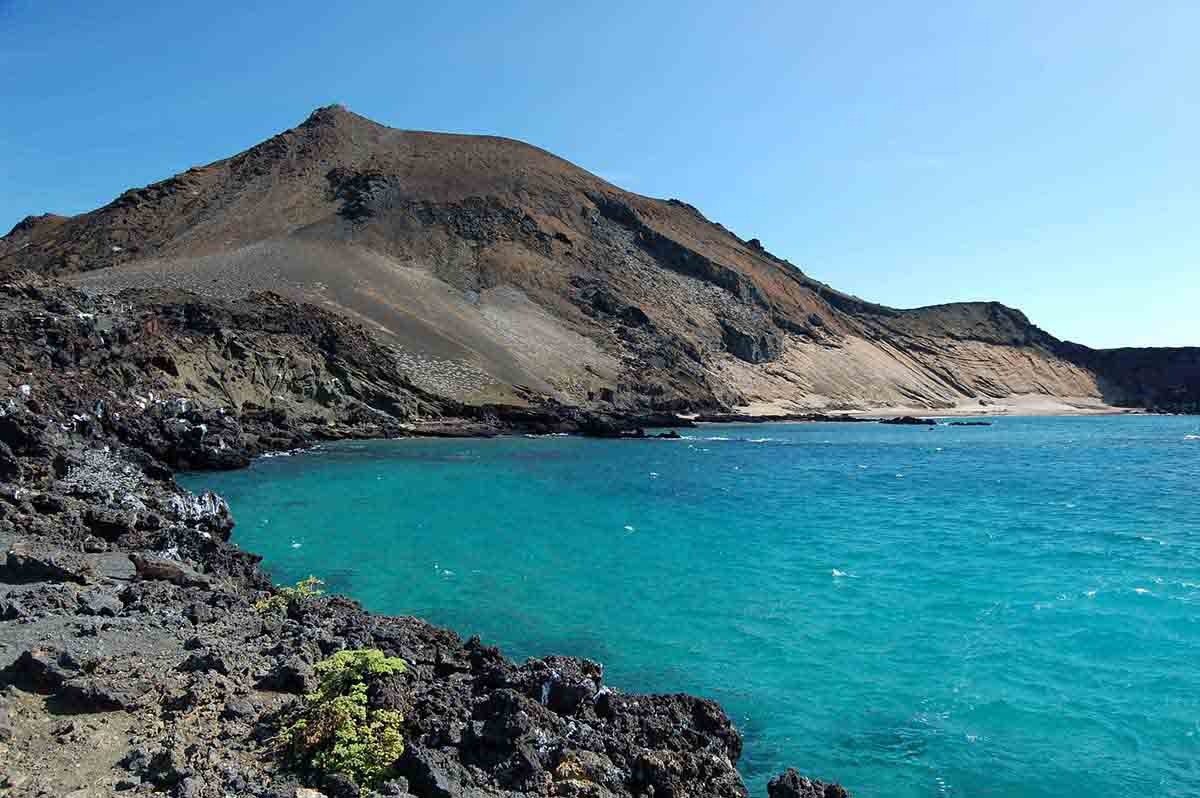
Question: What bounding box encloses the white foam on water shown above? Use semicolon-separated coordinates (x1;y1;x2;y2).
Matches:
1134;587;1152;595
831;569;857;578
648;472;659;479
624;525;635;532
1085;590;1098;598
1185;434;1200;440
290;542;302;549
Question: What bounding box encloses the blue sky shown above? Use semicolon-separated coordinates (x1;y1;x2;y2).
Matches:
1;1;1195;348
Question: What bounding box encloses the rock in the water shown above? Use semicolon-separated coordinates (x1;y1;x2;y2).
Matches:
880;416;937;426
768;768;850;798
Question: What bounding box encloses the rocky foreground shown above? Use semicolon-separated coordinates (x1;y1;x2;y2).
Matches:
0;275;847;797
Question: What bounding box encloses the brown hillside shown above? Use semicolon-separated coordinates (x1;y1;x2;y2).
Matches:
3;106;1194;413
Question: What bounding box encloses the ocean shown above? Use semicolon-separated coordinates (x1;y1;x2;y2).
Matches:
182;416;1200;797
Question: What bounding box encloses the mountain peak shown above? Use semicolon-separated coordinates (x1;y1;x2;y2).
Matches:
299;103;379;131
2;108;1190;414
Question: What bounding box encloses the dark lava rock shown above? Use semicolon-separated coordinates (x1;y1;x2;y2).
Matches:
879;416;937;426
2;647;80;690
179;649;237;676
0;441;20;481
2;541;93;584
129;553;211;588
0;596;29;620
220;696;257;721
184;601;214;624
259;654;316;693
60;675;154;712
76;587;123;616
768;768;850;798
83;507;134;541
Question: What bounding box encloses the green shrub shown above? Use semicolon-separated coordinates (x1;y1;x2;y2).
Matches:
279;649;407;790
255;575;325;613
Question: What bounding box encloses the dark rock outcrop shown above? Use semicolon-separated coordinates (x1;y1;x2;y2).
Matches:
768;768;849;798
879;416;938;426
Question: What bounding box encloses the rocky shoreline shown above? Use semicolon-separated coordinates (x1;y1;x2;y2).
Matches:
0;275;849;797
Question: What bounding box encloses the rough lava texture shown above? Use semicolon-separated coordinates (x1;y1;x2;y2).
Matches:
0;275;846;797
2;105;1194;414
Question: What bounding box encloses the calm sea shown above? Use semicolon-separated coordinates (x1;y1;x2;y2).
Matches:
183;416;1200;797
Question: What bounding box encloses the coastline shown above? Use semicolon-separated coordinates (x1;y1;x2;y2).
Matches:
727;394;1135;420
0;404;849;798
0;277;849;797
0;274;1189;797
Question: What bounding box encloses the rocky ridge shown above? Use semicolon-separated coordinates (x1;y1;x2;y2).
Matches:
0;275;848;797
3;105;1195;415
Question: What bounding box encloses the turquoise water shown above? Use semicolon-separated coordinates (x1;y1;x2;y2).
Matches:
183;417;1200;797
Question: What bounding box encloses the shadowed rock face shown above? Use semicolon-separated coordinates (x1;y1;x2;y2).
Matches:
0;104;1195;413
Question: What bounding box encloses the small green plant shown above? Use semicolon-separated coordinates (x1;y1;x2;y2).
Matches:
278;649;407;790
255;575;325;613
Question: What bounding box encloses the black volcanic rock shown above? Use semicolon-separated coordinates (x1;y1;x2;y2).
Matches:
769;768;849;798
880;416;938;426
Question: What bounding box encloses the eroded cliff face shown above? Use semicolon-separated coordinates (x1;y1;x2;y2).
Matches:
1;105;1194;414
0;275;851;797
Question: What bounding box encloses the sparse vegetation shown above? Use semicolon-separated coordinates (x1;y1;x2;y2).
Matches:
254;575;325;613
279;649;407;790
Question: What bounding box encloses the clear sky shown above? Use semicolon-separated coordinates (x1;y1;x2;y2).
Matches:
1;1;1195;348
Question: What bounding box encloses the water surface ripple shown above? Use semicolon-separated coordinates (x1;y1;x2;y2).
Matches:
184;416;1200;797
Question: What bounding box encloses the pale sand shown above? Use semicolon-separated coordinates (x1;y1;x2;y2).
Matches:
734;394;1134;419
